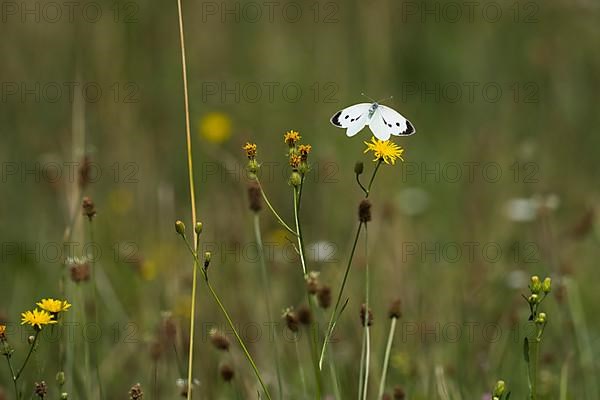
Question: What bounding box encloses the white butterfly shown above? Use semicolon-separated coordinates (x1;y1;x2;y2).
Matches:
330;101;415;141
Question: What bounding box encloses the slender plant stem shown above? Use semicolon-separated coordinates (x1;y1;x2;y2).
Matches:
175;0;199;398
357;333;366;400
328;354;342;400
295;336;308;399
361;224;371;400
253;213;283;399
320;159;383;369
377;317;398;399
254;177;297;236
5;354;19;400
529;337;540;400
15;330;39;380
319;223;362;369
180;237;272;400
87;219;103;400
293;184;323;399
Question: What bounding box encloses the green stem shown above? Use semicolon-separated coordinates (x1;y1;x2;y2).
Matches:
361;224;370;400
320;159;383;369
87;219;103;400
293;184;322;399
15;330;40;380
254;177;297;236
253;214;283;399
357;333;366;400
180;237;272;400
529;337;540;400
377;317;398;399
319;223;363;369
5;354;20;400
295;336;308;399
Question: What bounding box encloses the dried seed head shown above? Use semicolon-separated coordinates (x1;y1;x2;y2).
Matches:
209;329;230;351
129;383;143;399
247;183;262;213
34;381;47;398
388;299;402;319
317;285;332;309
354;161;364;175
382;394;392;400
69;262;90;283
297;305;313;326
393;386;406;399
82;197;96;220
219;364;235;382
306;272;320;295
358;199;372;223
360;304;373;327
283;308;299;333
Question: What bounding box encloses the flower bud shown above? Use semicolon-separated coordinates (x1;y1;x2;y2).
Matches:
28;335;35;344
528;294;539;305
493;380;506;397
542;277;551;294
535;312;547;326
203;252;212;270
530;275;542;294
175;220;186;236
195;222;203;236
354;161;364;175
247;159;259;174
56;371;65;386
289;171;302;187
61;393;68;399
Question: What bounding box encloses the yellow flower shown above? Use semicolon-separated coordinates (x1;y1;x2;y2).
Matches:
363;137;405;165
0;324;6;339
298;144;312;161
198;112;232;143
289;154;302;169
242;142;257;159
36;299;72;314
284;130;301;146
21;309;57;330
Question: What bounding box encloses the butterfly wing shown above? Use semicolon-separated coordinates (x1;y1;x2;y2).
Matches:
330;103;372;137
368;105;416;140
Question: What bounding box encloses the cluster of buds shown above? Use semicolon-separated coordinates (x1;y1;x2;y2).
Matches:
525;275;551;321
283;130;311;187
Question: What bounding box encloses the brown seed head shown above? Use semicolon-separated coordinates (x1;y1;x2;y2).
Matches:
297;305;313;326
359;199;372;223
360;304;373;327
209;329;230;351
247;182;262;213
82;197;96;220
70;262;90;283
317;285;332;309
283;308;299;333
34;381;47;398
393;386;406;399
219;364;235;382
129;383;143;399
388;299;402;319
306;272;319;295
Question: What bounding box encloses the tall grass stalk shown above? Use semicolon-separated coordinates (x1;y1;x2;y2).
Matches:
87;219;103;399
175;0;199;398
253;213;284;398
377;317;398;399
295;335;308;399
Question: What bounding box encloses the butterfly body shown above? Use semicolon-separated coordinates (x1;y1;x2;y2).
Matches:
331;102;415;141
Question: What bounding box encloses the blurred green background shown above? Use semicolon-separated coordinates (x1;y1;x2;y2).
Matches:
1;0;600;398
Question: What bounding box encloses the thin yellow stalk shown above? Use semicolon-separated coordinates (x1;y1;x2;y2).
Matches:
175;0;198;398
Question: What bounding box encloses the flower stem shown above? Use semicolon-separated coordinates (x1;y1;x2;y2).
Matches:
361;224;371;400
4;353;19;400
15;330;39;381
366;160;383;197
295;336;308;399
253;213;283;399
377;317;398;399
87;219;103;399
180;237;272;400
255;177;297;236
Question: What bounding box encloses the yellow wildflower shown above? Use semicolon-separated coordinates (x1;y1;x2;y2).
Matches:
289;154;302;169
21;309;57;330
242;142;257;159
36;299;72;314
0;324;6;340
363;137;405;165
198;112;232;143
298;144;312;161
284;130;301;146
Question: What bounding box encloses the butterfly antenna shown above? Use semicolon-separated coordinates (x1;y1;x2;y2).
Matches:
361;92;376;102
377;95;394;104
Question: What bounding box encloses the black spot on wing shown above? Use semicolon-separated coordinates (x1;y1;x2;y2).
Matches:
331;111;342;126
401;121;415;135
